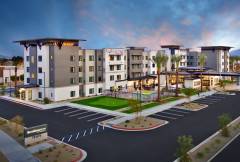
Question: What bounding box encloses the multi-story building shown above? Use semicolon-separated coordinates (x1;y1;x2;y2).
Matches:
201;46;231;73
187;51;200;67
15;38;85;101
0;65;24;85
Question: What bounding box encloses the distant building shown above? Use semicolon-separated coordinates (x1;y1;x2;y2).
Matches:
0;65;24;85
201;46;231;73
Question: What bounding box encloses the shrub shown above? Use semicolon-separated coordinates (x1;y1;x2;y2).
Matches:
125;120;130;123
48;148;53;152
215;139;221;144
176;135;194;162
196;152;204;159
43;97;51;104
204;147;210;153
218;114;232;137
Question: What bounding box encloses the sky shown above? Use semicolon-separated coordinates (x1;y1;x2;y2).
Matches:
1;0;240;57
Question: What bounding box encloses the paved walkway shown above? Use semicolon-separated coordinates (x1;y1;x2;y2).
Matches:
0;130;40;162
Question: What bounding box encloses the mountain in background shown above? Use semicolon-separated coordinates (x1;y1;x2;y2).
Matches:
230;49;240;56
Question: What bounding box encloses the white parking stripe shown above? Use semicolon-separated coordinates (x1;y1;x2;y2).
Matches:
83;130;86;136
69;111;90;117
64;109;83;115
168;109;190;114
55;107;75;112
76;132;79;140
159;111;184;117
96;126;99;132
90;128;93;135
153;114;177;120
77;112;99;120
87;114;110;122
61;137;65;142
68;135;72;142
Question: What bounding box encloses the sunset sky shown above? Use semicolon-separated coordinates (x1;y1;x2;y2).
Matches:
0;0;240;56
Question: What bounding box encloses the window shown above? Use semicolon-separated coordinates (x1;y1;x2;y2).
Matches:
152;71;155;74
152;56;155;60
98;66;102;71
110;55;114;61
89;66;94;72
117;65;121;70
110;75;114;81
38;92;42;98
38;79;42;85
79;66;82;72
38;56;42;62
26;56;29;61
145;64;148;68
27;78;30;83
70;78;75;84
117;75;121;80
70;55;75;61
38;67;42;73
89;55;94;61
89;76;94;82
70;67;75;73
79;77;82;83
98;76;102;82
118;86;122;90
89;88;94;94
145;56;148;60
31;73;35;78
117;55;121;60
26;67;30;72
110;65;114;71
31;56;34;63
152;64;155;67
124;56;126;60
98;57;102;61
98;88;102;93
70;91;76;97
79;56;83;61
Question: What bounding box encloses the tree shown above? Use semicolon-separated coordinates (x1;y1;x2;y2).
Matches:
219;80;227;91
181;88;197;102
218;113;232;137
153;51;168;101
171;55;182;97
176;135;194;162
10;115;24;135
19;74;24;81
163;55;169;91
128;99;141;120
0;85;6;95
199;54;207;92
12;56;23;96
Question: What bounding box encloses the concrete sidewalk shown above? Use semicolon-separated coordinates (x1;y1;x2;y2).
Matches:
0;130;40;162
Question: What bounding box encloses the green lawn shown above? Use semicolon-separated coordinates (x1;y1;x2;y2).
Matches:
72;96;129;110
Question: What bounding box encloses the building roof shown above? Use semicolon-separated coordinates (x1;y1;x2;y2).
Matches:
201;46;233;50
14;38;86;44
160;45;182;49
126;47;146;50
193;71;240;76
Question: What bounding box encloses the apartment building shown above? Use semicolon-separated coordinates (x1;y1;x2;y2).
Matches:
15;38;85;101
201;46;231;73
0;65;24;85
187;51;200;67
160;45;187;70
103;48;128;91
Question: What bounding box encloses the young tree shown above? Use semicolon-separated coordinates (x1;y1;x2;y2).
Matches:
199;54;207;92
153;51;168;101
176;135;194;162
10;115;24;135
128;99;141;121
181;88;197;102
171;55;182;97
218;113;232;137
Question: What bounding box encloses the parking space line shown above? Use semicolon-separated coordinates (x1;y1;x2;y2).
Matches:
168;109;190;114
90;128;93;135
83;130;86;136
69;111;90;117
87;114;110;122
159;111;184;117
96;126;99;132
55;107;75;112
77;112;99;120
76;132;79;140
64;109;83;115
152;114;177;120
68;135;72;142
61;137;65;142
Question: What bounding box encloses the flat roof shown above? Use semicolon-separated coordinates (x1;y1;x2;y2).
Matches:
201;46;233;50
14;38;86;44
193;71;240;76
160;45;182;49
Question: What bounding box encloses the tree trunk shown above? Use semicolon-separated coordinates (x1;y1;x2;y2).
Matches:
165;67;168;91
175;69;179;97
157;69;161;101
200;72;203;92
14;66;17;96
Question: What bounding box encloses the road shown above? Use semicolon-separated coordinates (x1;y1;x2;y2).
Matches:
0;92;239;162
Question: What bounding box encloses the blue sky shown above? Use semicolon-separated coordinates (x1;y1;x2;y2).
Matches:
0;0;240;57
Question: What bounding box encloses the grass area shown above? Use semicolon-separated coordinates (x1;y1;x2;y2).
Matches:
72;96;129;110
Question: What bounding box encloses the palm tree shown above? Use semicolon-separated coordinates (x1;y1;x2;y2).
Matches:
171;55;182;97
153;51;168;101
199;54;207;92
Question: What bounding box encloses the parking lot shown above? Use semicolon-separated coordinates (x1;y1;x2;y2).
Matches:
45;106;116;140
193;93;226;105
